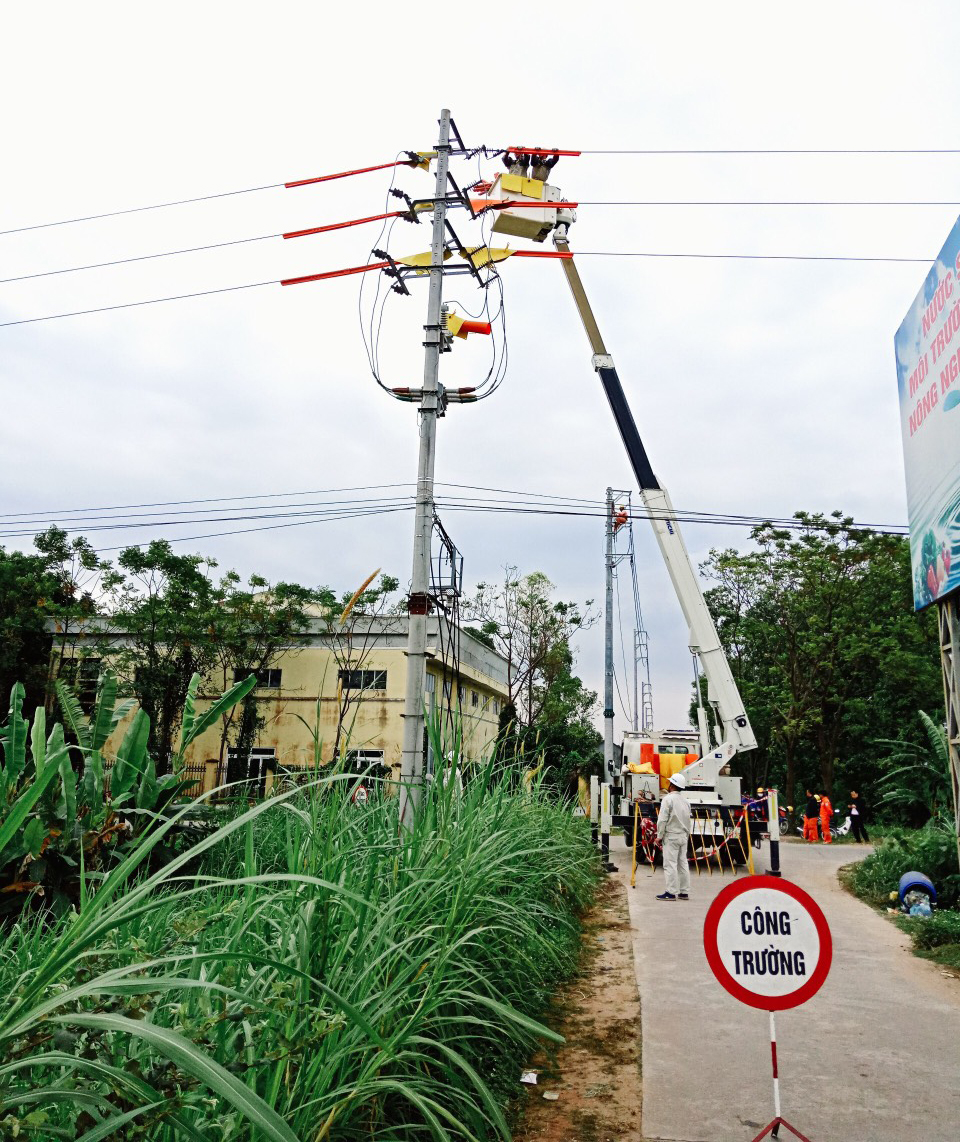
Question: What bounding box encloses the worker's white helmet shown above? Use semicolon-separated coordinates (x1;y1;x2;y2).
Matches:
669;773;686;789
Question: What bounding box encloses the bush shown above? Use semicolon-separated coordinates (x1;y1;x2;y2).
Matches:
848;822;960;910
897;908;960;950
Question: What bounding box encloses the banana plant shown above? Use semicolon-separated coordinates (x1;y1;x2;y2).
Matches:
0;685;76;914
0;671;258;918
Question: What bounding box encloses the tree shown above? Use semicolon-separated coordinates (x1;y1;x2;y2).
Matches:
103;542;219;771
875;711;952;826
0;527;106;715
317;572;401;762
701;512;942;809
464;568;600;783
464;568;597;724
35;527;110;716
207;572;325;765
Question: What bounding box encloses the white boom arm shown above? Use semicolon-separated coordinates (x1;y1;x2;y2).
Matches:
553;228;757;780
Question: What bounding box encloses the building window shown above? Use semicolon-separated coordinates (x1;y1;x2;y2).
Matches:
442;679;452;704
235;668;282;689
471;690;479;708
339;669;387;691
345;748;385;770
60;656;101;714
226;747;276;794
492;699;500;714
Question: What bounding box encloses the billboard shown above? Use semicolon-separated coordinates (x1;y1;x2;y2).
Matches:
894;214;960;610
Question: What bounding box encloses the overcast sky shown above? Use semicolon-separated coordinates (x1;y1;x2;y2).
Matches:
3;2;959;731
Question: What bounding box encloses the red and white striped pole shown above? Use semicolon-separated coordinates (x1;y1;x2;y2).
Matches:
770;1011;782;1134
750;1010;814;1140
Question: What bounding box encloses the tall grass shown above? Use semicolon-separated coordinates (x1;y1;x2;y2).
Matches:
0;747;599;1138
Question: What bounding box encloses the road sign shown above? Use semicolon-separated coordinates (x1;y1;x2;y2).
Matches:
703;876;832;1012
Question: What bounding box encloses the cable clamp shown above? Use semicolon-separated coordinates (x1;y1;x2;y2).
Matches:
592;353;615;370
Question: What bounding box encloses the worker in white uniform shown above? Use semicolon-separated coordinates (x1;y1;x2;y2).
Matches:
656;772;693;900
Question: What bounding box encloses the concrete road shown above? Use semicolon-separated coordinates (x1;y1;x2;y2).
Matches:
615;836;960;1142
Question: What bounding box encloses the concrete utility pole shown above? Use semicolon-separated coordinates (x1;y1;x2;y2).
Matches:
398;109;451;830
602;487;616;869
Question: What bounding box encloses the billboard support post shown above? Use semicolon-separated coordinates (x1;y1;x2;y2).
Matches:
938;595;960;868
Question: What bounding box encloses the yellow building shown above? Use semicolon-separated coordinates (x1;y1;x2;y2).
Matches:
56;613;509;795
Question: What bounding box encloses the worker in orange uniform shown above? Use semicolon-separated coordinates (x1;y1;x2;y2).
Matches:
613;505;629;532
819;789;833;844
803;789;820;842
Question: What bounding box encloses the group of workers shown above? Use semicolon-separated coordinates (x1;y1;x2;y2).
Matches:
803;788;870;844
653;775;872;902
803;789;833;844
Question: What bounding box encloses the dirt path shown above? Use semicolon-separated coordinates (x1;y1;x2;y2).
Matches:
511;878;645;1142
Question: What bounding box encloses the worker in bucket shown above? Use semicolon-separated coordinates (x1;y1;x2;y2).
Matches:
656;772;692;901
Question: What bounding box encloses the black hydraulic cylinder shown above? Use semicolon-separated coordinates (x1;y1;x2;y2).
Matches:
596;365;660;493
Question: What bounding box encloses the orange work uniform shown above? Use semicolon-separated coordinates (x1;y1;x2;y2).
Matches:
803;793;820;842
819;795;833;843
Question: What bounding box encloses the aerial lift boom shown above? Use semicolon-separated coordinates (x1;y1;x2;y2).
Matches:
552;224;757;787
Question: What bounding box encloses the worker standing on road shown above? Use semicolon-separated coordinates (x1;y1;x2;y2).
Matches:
656;773;692;901
803;789;820;842
819;790;833;844
848;790;870;842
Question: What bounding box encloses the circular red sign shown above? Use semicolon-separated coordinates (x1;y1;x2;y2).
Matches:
703;876;832;1011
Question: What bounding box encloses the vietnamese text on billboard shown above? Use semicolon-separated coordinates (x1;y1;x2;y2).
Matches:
894;214;960;610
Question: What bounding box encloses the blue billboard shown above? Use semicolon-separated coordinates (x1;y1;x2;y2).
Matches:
894;214;960;610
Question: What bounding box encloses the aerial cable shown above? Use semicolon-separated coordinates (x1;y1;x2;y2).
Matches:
0;280;278;328
0;233;281;285
5;147;956;237
2;207;944;287
0;155;433;238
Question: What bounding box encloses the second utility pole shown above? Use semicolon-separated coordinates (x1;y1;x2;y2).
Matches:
398;109;451;830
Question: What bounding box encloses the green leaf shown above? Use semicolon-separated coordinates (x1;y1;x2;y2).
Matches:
0;683;28;792
88;671;119;751
52;1013;301;1142
0;739;66;861
176;673;258;759
55;679;91;752
134;755;158;812
178;672;200;756
79;750;104;810
112;709;150;802
20;816;46;859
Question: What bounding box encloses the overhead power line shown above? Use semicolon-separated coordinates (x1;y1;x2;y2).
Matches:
577;148;960;155
1;202;951;287
4;147;957;237
0;247;934;328
0;183;285;237
0;482;909;545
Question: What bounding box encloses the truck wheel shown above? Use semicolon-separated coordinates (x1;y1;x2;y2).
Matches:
622;821;634;850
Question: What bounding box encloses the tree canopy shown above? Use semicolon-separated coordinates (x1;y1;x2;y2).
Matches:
700;512;942;811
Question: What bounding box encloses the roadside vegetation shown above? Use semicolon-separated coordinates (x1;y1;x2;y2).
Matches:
0;678;601;1139
843;823;960;971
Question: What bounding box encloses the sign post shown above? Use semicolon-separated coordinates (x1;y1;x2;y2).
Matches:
703;876;832;1141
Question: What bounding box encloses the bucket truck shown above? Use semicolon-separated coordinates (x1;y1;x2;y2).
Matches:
485;159;767;859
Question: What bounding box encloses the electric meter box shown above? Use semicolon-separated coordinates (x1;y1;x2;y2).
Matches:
489;174;569;243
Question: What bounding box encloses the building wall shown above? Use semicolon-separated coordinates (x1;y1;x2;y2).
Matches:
54;615;508;791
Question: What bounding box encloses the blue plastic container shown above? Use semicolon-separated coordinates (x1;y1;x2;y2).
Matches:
898;870;937;904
